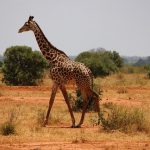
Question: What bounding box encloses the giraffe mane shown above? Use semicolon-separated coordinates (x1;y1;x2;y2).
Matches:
34;21;69;58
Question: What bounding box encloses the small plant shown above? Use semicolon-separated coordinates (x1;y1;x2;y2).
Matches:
117;86;128;94
116;72;124;80
0;108;18;136
36;109;45;127
100;103;150;133
102;102;114;109
72;129;87;143
49;114;62;125
147;70;150;79
0;122;15;136
72;137;80;143
69;84;102;112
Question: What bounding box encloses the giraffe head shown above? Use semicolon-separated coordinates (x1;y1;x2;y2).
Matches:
18;16;35;33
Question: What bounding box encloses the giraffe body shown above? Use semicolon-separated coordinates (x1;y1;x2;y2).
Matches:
18;16;100;127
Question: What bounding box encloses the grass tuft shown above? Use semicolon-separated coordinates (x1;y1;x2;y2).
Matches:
36;108;45;127
0;122;15;136
100;103;150;133
0;108;18;136
117;86;128;94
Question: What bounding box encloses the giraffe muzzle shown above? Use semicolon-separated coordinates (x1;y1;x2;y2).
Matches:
18;29;22;33
18;28;23;33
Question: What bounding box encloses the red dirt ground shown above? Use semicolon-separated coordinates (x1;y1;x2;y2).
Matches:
0;141;150;150
0;85;150;150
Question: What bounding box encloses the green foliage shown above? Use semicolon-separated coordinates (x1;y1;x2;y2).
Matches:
145;65;150;79
69;84;102;112
147;71;150;79
0;61;3;67
71;89;85;112
111;51;123;68
100;103;150;133
120;64;150;81
75;50;123;77
120;65;149;74
2;46;48;85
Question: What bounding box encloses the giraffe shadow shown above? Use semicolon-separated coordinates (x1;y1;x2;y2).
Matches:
45;125;98;129
45;125;72;129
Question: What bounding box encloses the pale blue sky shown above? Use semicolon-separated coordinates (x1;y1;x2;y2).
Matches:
0;0;150;56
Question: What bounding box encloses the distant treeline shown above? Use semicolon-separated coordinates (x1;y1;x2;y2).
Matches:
1;47;150;66
123;56;150;66
0;55;3;62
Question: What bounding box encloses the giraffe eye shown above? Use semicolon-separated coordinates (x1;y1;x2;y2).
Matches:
25;22;29;26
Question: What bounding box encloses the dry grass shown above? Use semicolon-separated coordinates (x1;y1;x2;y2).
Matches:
97;73;150;106
100;103;150;133
0;100;149;144
0;72;150;144
98;73;150;88
0;72;4;85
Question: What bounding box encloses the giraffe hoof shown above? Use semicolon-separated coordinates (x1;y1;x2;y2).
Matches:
71;125;76;128
75;125;81;128
43;120;48;127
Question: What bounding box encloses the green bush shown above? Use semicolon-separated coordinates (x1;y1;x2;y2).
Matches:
100;103;150;133
147;71;150;79
2;46;48;85
0;122;15;136
0;61;3;67
69;84;102;112
75;50;123;77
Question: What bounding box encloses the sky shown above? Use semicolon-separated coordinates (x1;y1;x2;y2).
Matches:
0;0;150;56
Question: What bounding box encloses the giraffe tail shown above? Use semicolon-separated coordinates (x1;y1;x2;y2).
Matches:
88;88;99;103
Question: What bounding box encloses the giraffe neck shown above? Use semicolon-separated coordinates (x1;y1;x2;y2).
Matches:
32;22;68;64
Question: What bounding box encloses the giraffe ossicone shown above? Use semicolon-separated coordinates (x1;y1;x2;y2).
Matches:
18;16;100;128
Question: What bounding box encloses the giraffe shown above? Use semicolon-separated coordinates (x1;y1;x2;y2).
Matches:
18;16;100;128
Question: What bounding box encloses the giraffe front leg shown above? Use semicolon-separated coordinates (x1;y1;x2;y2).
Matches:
43;82;58;127
60;85;76;128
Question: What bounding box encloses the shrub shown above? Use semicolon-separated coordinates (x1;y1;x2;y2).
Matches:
49;114;62;125
69;84;102;112
75;50;123;77
2;46;48;85
0;109;17;136
0;122;15;136
147;70;150;79
0;61;3;67
100;103;150;133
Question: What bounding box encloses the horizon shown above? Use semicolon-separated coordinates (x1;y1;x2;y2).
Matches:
0;46;150;58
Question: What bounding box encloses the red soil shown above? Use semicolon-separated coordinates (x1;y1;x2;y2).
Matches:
0;85;150;150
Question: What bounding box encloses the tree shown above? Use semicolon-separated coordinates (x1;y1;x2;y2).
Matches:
75;50;123;77
0;61;3;67
2;46;48;85
111;51;123;68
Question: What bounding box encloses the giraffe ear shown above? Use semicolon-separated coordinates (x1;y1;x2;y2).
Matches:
28;16;34;22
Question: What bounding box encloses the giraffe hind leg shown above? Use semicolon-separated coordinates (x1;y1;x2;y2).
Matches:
91;90;101;125
76;89;89;128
